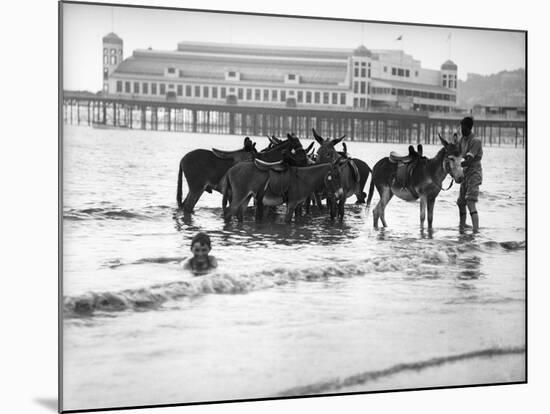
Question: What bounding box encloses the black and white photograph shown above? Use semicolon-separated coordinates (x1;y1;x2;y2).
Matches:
60;1;526;412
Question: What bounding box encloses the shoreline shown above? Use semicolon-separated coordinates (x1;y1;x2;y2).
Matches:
280;351;525;397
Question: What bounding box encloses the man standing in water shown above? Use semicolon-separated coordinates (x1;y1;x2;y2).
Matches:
457;116;483;233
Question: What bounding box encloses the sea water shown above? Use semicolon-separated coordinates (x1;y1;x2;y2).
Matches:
62;125;525;410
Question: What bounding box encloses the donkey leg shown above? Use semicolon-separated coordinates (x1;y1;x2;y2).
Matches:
419;196;427;228
224;203;237;222
314;193;324;211
182;188;205;213
224;190;247;222
225;199;240;222
373;204;379;228
327;196;336;220
255;196;264;222
427;197;436;229
295;203;303;219
378;188;393;228
338;197;345;221
285;202;297;223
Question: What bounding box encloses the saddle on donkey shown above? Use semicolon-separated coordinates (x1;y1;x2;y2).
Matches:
254;159;293;202
388;144;426;196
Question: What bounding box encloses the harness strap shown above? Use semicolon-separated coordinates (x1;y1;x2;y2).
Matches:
433;177;454;192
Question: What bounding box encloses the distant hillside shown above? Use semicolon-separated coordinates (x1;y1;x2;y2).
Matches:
457;69;525;108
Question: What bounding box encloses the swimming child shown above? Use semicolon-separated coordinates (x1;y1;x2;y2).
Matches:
181;232;218;275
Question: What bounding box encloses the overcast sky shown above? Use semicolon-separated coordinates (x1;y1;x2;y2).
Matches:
63;2;526;92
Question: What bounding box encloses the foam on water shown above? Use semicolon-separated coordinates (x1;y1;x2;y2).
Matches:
64;239;524;318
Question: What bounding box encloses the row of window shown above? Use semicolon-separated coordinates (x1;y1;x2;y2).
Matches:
104;56;118;65
353;97;368;108
370;86;456;101
166;68;300;83
353;61;372;78
442;74;457;88
380;66;420;78
442;80;457;88
103;48;122;55
353;81;369;95
115;81;348;105
392;67;411;77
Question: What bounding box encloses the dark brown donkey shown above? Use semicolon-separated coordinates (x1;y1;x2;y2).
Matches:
223;159;344;223
176;135;303;212
312;129;371;205
366;135;464;229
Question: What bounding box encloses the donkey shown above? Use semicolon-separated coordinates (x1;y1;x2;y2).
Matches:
223;159;345;223
366;135;464;229
176;134;303;212
311;129;369;210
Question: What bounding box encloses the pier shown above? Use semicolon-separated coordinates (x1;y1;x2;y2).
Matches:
62;91;526;147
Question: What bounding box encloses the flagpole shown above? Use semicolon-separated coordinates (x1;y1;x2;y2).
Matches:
395;34;403;63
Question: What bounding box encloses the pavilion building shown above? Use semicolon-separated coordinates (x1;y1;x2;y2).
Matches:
102;33;458;113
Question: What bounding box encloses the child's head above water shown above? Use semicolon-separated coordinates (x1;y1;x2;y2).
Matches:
185;232;218;274
191;232;211;248
190;232;211;259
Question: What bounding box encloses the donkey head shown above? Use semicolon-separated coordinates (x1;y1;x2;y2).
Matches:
243;137;257;153
286;133;303;150
312;128;346;163
324;159;345;200
304;141;316;165
439;134;464;183
281;144;309;167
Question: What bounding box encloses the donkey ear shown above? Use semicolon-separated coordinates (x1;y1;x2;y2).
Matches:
305;142;314;153
342;142;348;154
312;128;324;144
331;135;346;145
438;133;448;147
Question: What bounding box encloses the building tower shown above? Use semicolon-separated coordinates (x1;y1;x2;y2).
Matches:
350;45;373;110
440;60;458;90
102;32;123;94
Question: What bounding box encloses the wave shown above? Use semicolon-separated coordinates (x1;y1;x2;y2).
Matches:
104;257;183;269
63;273;283;317
278;346;525;396
64;239;525;318
60;263;380;317
481;240;526;251
63;205;173;221
63;247;458;318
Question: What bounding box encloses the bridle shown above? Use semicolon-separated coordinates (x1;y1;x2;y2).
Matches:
435;154;456;192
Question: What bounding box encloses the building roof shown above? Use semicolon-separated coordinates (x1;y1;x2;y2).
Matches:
371;78;456;94
113;49;348;86
441;60;457;70
176;41;355;60
103;32;122;44
353;45;373;57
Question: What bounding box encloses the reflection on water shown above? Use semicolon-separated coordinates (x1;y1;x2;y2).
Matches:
173;205;363;247
457;255;483;280
62;127;525;410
